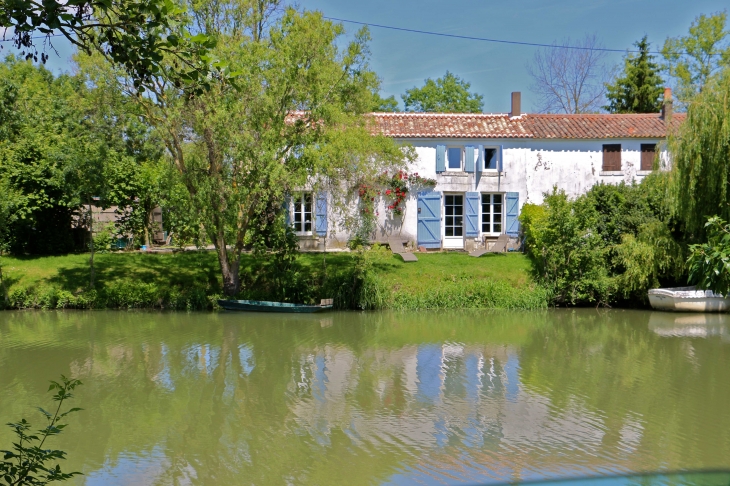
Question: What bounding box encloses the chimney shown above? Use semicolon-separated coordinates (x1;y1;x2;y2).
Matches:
510;92;521;117
661;87;672;122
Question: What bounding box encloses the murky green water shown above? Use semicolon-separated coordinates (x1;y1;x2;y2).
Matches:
1;310;729;485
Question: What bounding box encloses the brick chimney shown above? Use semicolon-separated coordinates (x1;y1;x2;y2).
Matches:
661;87;673;122
510;92;521;117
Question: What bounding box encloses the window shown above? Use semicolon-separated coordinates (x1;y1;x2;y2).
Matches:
484;148;498;170
641;144;656;171
481;194;503;234
602;144;622;171
447;148;462;170
292;193;312;233
444;195;464;237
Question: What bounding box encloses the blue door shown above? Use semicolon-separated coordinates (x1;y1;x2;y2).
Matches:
417;191;442;248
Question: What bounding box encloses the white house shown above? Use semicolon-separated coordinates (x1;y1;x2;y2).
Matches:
293;91;684;252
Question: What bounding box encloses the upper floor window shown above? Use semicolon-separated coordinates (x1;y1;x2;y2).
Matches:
484;148;498;170
292;192;312;234
447;147;462;170
641;144;656;171
602;144;621;171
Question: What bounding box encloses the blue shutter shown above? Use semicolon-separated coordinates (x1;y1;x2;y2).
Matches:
476;144;484;172
464;145;475;173
465;192;480;237
283;195;291;227
417;191;442;248
505;192;520;237
315;192;327;236
436;144;446;173
498;145;504;172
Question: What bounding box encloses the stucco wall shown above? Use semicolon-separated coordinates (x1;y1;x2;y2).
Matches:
322;137;667;250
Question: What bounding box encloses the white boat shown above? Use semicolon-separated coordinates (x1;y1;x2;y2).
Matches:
648;286;730;312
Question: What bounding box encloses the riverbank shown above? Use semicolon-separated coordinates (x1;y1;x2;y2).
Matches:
0;248;548;310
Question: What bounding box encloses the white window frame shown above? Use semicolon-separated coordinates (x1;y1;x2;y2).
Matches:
446;147;463;172
291;192;313;235
483;147;500;172
481;193;504;236
443;193;465;248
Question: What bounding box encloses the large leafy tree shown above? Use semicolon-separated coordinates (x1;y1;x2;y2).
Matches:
0;56;82;254
662;11;730;105
121;4;413;296
605;36;665;113
0;0;219;91
401;71;483;113
668;69;730;238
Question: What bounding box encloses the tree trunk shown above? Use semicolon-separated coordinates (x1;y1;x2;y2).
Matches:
88;200;95;289
215;236;240;297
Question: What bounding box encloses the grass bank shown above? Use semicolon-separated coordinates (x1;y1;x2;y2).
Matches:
0;247;548;311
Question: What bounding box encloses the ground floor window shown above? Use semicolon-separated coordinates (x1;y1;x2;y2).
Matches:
482;193;503;234
292;193;312;233
444;194;463;237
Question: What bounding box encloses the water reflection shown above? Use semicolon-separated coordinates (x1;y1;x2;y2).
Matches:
1;310;729;485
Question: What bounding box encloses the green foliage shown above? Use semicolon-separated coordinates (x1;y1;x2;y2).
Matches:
662;11;730;104
521;189;612;305
687;216;730;294
401;71;484;113
371;92;399;112
669;69;730;238
0;0;222;93
522;178;685;306
0;376;82;485
605;36;665;113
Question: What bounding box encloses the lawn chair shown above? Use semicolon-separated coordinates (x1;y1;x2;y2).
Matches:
388;237;418;262
469;234;509;257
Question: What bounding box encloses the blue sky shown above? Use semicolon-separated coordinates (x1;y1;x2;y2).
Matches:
3;0;728;112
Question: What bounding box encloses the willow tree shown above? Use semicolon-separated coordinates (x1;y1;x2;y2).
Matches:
669;69;730;238
117;3;412;296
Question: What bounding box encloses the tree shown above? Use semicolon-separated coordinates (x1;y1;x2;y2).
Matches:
662;11;730;105
605;36;665;113
401;71;483;113
124;5;413;296
371;92;399;112
527;34;612;113
668;69;730;238
0;0;219;92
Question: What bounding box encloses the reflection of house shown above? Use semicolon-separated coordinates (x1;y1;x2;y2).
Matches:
292;90;683;251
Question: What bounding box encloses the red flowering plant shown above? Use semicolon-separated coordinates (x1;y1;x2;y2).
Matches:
379;170;436;217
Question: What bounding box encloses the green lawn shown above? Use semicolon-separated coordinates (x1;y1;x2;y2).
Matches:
0;249;544;310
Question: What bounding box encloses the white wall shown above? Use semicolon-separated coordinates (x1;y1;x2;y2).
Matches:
367;138;666;248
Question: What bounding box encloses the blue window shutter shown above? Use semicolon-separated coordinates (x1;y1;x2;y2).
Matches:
505;192;520;237
498;145;504;172
283;195;291;227
436;145;446;173
417;191;442;248
315;192;327;236
465;192;480;237
464;145;475;173
476;145;484;172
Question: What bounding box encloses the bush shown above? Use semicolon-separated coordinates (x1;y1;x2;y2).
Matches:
522;178;687;306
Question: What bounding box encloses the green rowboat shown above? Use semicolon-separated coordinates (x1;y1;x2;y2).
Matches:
217;298;333;313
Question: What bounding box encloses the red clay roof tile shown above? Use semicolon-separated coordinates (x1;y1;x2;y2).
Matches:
369;112;684;139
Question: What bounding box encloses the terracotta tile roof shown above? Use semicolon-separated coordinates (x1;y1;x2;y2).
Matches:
369;112;685;139
372;112;531;138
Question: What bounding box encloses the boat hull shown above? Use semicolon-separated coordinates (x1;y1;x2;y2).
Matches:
217;299;332;313
648;287;730;313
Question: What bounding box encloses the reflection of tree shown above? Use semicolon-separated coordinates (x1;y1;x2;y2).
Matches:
2;310;730;484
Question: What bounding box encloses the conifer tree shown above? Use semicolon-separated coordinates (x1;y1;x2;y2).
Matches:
605;36;665;113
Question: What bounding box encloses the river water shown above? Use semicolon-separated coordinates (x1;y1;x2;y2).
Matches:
1;310;729;485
